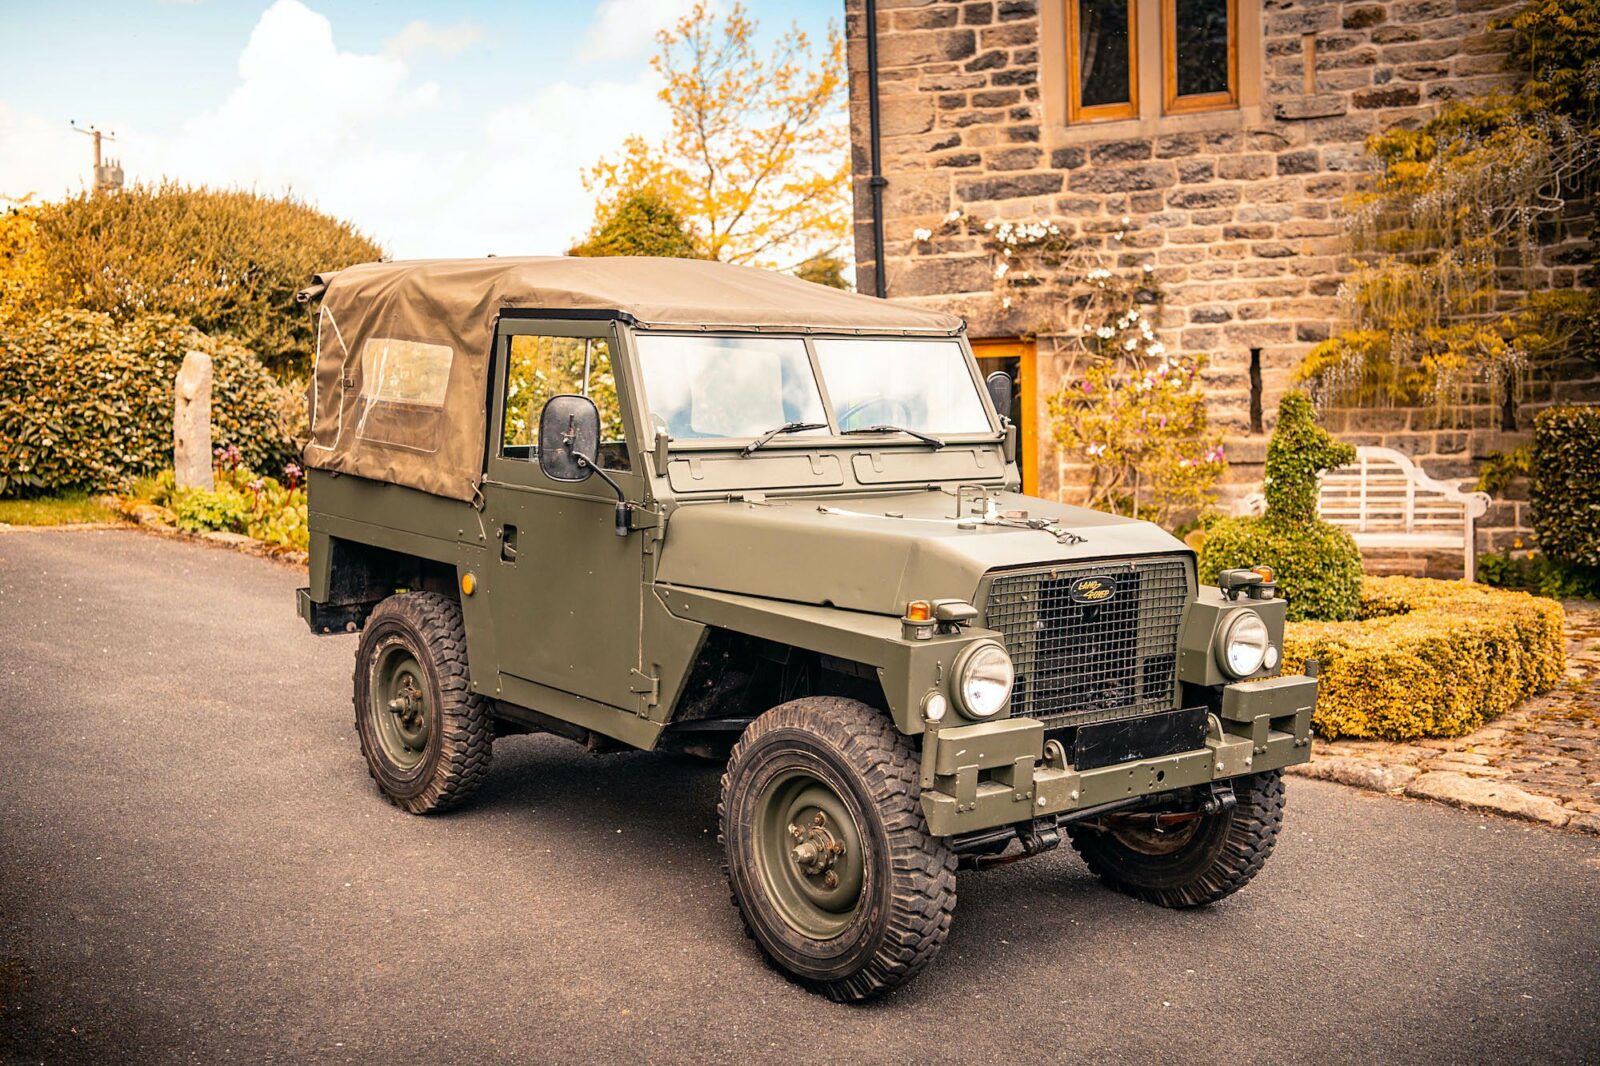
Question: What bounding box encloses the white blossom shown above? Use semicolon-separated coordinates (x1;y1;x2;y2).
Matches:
912;227;933;241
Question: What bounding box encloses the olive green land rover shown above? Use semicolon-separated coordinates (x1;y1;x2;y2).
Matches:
295;257;1317;1002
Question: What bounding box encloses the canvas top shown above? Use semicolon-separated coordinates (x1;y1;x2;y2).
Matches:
304;256;964;335
299;257;965;502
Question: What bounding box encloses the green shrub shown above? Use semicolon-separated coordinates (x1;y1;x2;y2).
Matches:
1199;393;1363;621
1201;517;1365;622
172;485;251;535
1478;549;1600;599
0;308;293;496
11;183;383;376
1283;576;1566;740
168;464;308;551
1530;405;1600;567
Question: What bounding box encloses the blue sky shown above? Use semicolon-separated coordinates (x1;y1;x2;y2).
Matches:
0;0;842;257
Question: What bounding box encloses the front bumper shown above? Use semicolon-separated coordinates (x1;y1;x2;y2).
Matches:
918;674;1317;837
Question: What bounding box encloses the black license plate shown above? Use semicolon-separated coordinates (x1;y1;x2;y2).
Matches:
1071;707;1209;771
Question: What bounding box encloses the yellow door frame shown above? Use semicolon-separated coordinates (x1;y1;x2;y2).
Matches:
970;337;1040;496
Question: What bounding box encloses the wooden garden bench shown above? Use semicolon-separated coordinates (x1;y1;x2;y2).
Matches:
1236;446;1492;579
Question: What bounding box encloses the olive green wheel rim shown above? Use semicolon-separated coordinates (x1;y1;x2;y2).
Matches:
753;768;866;940
371;642;432;770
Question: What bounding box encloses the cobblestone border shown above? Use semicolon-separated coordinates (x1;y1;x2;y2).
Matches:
1290;601;1600;835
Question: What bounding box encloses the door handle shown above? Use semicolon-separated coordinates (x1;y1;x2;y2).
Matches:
499;524;518;562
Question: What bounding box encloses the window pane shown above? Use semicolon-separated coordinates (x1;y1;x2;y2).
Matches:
360;338;452;407
355;338;453;453
1078;0;1132;108
503;335;627;469
635;335;826;440
813;339;991;435
1174;0;1230;98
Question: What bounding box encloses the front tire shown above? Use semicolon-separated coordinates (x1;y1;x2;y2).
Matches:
353;591;492;814
719;698;956;1002
1067;770;1285;908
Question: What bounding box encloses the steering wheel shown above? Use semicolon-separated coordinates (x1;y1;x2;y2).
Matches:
836;397;913;432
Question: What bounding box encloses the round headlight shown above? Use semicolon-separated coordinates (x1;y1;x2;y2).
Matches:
955;641;1014;718
1217;610;1270;678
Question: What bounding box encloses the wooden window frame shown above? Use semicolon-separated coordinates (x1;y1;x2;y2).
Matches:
1066;0;1139;124
1161;0;1239;115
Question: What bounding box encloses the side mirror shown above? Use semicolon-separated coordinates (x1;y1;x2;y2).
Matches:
538;394;601;483
537;393;631;537
985;371;1014;421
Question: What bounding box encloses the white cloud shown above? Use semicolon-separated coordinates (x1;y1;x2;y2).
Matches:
577;0;701;64
384;19;482;60
0;0;672;258
0;102;99;202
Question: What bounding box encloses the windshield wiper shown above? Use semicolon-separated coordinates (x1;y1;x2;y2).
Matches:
741;421;828;457
841;424;947;449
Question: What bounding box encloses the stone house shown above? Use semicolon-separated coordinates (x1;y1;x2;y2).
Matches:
844;0;1597;573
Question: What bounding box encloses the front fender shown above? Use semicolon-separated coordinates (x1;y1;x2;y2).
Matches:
655;585;999;735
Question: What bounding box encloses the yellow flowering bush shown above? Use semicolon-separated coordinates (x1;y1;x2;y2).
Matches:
1283;576;1566;740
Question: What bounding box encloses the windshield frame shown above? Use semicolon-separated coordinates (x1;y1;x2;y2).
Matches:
628;329;1001;452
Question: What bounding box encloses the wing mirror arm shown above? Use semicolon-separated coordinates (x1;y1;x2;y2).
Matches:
574;453;631;537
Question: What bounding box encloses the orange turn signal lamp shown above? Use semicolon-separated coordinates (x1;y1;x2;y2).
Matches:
1251;565;1276;584
905;600;933;623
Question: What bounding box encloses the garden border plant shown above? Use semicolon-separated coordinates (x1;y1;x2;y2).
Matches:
1283;576;1566;741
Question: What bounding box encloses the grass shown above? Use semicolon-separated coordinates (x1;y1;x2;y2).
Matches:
0;493;118;526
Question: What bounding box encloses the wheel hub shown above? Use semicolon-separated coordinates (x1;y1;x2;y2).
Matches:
788;813;847;887
387;676;426;731
371;643;431;770
755;771;866;938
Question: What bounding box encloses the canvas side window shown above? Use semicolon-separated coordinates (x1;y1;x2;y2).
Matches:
353;337;453;453
502;335;629;471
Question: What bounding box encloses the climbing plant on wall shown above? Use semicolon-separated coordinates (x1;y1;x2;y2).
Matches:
1294;0;1599;427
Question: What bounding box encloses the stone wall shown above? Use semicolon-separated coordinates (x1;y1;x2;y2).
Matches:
844;0;1597;575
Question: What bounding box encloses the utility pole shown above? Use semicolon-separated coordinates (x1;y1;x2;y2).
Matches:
70;121;124;194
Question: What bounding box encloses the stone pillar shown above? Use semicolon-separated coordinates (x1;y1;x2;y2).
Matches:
174;350;214;490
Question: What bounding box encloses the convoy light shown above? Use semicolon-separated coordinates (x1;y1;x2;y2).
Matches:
954;640;1014;719
922;692;948;723
905;600;933;623
1217;609;1271;678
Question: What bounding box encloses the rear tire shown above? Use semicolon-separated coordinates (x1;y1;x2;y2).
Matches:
353;591;492;814
719;697;956;1002
1067;770;1285;908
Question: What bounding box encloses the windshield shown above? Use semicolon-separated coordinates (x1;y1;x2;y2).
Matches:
634;335;827;440
813;339;991;434
634;335;991;442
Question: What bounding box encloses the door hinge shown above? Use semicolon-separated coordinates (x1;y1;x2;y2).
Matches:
625;504;662;529
630;669;660;712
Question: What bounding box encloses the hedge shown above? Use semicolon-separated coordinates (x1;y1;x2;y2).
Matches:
0;308;294;496
1530;404;1600;568
1200;517;1364;623
1198;392;1363;621
1282;576;1566;741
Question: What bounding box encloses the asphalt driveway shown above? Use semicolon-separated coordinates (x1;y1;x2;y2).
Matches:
2;528;1597;1065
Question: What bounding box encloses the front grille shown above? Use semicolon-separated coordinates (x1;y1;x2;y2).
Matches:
983;557;1190;728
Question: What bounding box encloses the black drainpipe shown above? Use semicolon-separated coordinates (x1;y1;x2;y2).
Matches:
864;0;888;298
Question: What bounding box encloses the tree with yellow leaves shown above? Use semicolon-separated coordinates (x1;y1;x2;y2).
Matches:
584;2;849;271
